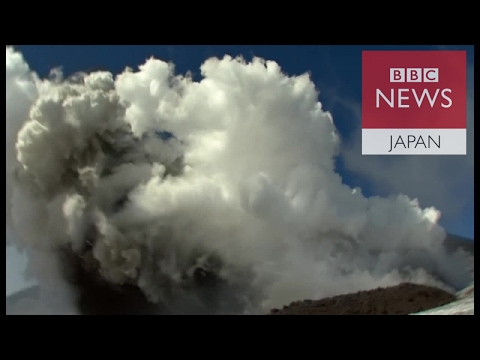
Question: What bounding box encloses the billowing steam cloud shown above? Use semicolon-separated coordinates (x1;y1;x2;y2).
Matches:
5;46;473;314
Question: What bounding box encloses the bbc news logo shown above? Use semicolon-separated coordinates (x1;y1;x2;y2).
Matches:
390;68;438;82
376;67;452;109
362;51;467;155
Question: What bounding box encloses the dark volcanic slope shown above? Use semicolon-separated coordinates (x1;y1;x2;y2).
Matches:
6;233;474;315
269;235;473;316
269;283;456;315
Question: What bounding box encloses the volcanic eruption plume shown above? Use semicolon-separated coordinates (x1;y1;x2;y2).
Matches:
5;46;473;314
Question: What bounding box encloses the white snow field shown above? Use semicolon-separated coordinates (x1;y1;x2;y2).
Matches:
413;284;474;315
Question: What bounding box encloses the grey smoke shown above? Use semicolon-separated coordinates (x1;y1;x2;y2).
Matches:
5;47;473;314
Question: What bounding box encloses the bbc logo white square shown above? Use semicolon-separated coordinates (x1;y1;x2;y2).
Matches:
406;68;422;82
390;68;405;82
389;68;439;82
423;68;439;82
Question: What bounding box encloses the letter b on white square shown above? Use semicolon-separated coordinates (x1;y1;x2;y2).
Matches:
406;68;422;82
423;68;439;82
390;68;405;82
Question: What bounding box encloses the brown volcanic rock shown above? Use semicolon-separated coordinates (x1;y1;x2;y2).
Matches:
269;283;456;315
7;233;472;315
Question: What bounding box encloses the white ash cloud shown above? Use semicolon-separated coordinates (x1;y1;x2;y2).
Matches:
5;47;472;314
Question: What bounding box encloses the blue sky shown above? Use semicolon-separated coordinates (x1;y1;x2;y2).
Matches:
13;45;475;239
